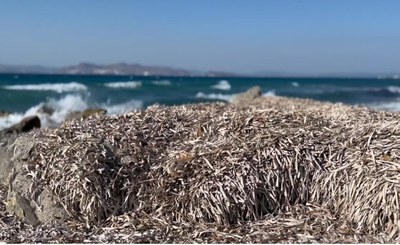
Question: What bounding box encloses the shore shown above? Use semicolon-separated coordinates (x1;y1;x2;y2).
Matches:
1;88;400;243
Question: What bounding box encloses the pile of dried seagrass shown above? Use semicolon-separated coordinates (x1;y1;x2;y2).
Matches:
2;95;400;243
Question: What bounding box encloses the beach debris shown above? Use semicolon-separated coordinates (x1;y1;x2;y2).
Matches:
1;96;400;242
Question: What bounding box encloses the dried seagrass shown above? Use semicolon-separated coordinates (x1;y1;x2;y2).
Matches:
2;96;400;242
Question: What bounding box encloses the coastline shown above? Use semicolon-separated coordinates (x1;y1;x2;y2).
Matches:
1;91;400;243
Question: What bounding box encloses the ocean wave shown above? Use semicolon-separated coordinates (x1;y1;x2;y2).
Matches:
368;101;400;112
102;100;143;115
0;94;89;130
3;82;87;93
151;80;171;86
0;94;144;130
195;92;236;102
262;90;276;97
211;80;231;90
387;86;400;94
104;81;142;89
291;82;300;87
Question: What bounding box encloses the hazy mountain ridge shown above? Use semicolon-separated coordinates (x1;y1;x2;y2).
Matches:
0;63;239;77
0;63;398;78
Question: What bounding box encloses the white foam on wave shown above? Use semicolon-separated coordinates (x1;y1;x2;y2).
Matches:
0;94;144;130
262;90;276;97
3;82;87;93
104;81;142;89
0;94;89;130
196;92;236;102
387;86;400;94
211;80;231;90
291;82;300;87
102;100;143;115
368;100;400;112
151;80;171;86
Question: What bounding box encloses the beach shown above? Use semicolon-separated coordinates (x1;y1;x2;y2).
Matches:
1;91;400;243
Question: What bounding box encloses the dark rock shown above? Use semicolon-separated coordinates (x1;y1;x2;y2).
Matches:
231;86;262;105
3;116;41;134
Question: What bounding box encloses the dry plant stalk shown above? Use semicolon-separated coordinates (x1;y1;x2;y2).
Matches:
3;95;399;242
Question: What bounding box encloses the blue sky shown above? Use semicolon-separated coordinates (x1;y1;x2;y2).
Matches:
0;0;399;74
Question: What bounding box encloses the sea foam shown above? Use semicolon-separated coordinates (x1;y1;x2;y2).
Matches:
0;94;144;130
102;100;143;115
3;82;87;93
151;80;171;86
211;80;231;90
104;81;142;89
196;92;236;102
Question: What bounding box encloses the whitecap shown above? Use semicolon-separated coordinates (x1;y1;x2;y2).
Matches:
291;82;300;87
262;90;276;97
0;94;89;130
151;80;171;86
211;80;231;90
387;86;400;94
196;92;236;102
103;100;143;115
3;82;87;93
104;81;142;89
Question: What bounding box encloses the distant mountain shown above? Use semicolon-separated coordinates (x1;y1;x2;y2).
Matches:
0;62;239;77
0;64;56;74
60;62;196;76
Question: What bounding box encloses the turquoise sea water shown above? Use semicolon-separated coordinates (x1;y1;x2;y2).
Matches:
0;74;400;129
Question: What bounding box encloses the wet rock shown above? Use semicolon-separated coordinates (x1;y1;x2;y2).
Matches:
82;108;107;118
66;108;107;121
3;116;41;134
232;86;262;105
0;110;11;117
37;105;55;115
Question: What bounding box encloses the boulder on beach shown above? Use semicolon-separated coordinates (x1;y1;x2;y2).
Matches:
0;135;67;226
2;116;41;134
231;86;262;105
66;108;107;121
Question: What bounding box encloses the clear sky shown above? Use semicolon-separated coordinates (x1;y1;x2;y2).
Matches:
0;0;399;74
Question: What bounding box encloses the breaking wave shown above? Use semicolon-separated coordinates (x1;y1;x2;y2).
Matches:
195;92;236;102
104;81;142;89
3;82;87;93
151;80;171;86
211;80;231;90
0;94;143;130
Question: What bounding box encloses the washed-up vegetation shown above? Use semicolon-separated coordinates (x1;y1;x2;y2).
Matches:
1;95;400;243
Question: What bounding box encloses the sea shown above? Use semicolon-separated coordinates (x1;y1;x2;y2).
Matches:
1;74;400;130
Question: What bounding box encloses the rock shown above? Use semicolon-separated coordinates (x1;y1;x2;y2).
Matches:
81;108;107;118
37;105;55;115
0;110;11;117
3;116;41;134
0;136;67;226
66;108;107;121
232;86;262;105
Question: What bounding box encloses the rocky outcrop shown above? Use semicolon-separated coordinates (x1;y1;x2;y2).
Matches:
2;116;41;134
0;135;67;226
231;86;262;105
